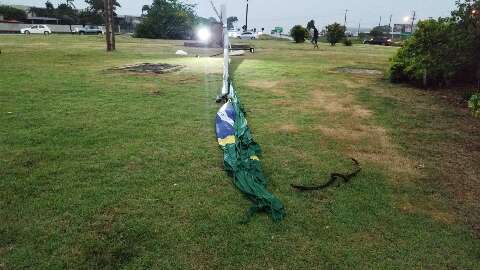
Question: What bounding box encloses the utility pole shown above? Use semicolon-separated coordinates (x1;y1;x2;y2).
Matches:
221;4;229;97
389;14;393;40
245;0;249;31
411;10;416;32
344;9;348;27
357;21;361;37
379;16;382;26
104;0;115;51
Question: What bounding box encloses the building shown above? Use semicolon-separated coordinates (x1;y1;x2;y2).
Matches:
116;15;142;34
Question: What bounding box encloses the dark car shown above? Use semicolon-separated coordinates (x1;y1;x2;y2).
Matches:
364;37;392;46
73;25;104;35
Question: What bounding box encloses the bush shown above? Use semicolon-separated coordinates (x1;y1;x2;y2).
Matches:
370;25;391;38
389;19;472;87
343;39;352;46
389;0;480;87
469;93;480;117
290;25;308;43
0;5;27;21
135;0;197;39
325;23;346;46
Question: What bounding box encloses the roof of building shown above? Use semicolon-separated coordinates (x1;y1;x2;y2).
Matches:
28;16;60;21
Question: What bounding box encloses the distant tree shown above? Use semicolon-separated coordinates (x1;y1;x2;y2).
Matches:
28;6;49;17
57;3;77;31
135;0;197;39
290;25;308;43
45;1;54;10
141;5;150;15
65;0;75;9
85;0;120;15
0;5;27;20
358;32;369;40
45;1;55;16
370;25;391;37
82;0;120;25
227;16;238;29
306;19;315;30
326;22;346;46
78;9;103;25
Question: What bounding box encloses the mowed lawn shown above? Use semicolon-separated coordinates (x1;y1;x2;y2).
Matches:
1;35;479;269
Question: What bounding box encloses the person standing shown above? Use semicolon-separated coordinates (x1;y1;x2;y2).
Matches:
313;27;319;49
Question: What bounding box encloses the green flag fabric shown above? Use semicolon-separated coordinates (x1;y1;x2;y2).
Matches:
215;83;285;222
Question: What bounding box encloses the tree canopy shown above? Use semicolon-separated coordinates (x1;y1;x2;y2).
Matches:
135;0;198;39
290;25;308;43
0;5;27;20
389;0;480;86
227;16;238;29
326;23;346;46
84;0;121;14
370;25;391;37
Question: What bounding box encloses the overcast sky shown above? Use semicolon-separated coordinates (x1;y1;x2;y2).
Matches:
2;0;456;30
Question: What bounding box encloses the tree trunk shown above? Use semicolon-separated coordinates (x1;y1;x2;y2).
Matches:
104;0;115;51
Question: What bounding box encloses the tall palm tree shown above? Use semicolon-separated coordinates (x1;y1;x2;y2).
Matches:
66;0;76;9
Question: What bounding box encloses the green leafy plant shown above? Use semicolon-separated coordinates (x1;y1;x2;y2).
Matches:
389;0;480;87
0;5;27;20
135;0;197;39
468;93;480;117
370;25;391;38
290;25;308;43
343;39;353;46
325;23;346;46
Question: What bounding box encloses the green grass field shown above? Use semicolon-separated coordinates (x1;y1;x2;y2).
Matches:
1;35;479;269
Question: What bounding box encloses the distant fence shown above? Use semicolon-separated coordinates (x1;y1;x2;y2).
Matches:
0;23;103;33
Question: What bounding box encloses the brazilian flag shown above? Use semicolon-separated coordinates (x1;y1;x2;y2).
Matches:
215;83;285;222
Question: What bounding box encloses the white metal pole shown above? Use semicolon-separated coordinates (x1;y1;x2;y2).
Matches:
221;4;230;96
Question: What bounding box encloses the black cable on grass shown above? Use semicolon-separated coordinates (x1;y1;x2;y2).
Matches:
291;158;361;191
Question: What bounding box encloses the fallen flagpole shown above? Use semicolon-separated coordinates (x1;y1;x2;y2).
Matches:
221;4;230;97
214;4;286;222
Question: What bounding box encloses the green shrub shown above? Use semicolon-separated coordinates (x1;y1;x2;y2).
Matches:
343;39;353;46
0;5;27;20
389;0;480;87
389;19;463;87
290;25;308;43
135;0;197;39
469;93;480;117
325;23;346;46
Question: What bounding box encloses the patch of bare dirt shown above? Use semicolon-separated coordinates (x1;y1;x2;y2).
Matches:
336;67;383;76
308;91;374;119
398;200;456;224
366;82;480;234
342;78;370;89
112;63;184;74
246;80;288;96
276;123;300;133
316;124;416;175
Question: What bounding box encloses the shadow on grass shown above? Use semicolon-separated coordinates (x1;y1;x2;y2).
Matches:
229;58;244;81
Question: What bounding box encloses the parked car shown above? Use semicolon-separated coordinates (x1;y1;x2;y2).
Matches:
20;25;52;35
364;37;393;46
228;30;239;38
73;25;104;35
238;31;257;40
